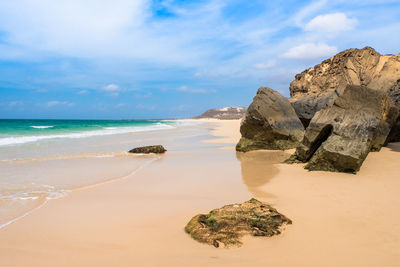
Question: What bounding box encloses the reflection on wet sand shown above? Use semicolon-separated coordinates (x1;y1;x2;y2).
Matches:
236;150;291;198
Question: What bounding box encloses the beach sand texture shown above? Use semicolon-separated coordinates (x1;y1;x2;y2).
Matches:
0;120;400;266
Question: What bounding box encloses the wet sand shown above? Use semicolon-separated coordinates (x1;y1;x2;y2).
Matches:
1;120;400;266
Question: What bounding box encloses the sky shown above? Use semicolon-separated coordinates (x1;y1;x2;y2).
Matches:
0;0;399;119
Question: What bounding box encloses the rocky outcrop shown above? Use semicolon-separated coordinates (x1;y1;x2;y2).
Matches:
236;87;304;152
196;107;246;120
185;198;292;248
289;47;400;127
289;85;399;173
128;145;166;154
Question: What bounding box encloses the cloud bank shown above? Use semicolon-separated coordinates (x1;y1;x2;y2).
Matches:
0;0;399;118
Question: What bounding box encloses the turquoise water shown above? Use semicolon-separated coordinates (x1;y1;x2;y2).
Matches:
0;119;176;147
0;118;198;229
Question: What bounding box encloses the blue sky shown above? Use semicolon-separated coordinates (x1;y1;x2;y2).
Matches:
0;0;399;119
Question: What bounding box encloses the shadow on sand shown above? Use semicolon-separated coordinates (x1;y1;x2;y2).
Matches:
387;142;400;152
236;150;291;198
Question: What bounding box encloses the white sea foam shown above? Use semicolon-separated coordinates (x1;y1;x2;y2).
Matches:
0;123;176;147
0;185;71;230
0;186;69;201
30;126;54;129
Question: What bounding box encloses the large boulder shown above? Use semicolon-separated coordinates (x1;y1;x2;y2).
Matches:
290;85;399;173
236;87;305;152
289;47;400;127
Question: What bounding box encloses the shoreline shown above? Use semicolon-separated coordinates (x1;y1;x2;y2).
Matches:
0;120;197;229
0;119;238;231
1;120;400;266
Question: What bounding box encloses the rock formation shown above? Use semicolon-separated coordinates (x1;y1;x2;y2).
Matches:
236;47;400;172
196;107;247;120
236;87;305;152
289;47;400;127
289;85;399;173
128;145;166;154
185;198;292;248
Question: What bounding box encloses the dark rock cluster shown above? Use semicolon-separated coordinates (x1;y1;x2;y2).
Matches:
288;85;398;173
237;47;400;173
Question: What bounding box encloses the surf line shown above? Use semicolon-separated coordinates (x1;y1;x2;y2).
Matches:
76;156;160;191
0;156;160;231
0;199;49;230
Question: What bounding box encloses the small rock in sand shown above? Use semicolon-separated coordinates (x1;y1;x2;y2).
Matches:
128;145;167;154
185;198;292;248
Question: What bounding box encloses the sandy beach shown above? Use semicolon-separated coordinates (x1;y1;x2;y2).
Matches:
1;119;400;266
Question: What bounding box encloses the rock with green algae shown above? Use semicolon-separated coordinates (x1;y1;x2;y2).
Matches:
185;198;292;248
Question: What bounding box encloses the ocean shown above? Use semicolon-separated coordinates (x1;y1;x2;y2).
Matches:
0;119;176;147
0;119;196;229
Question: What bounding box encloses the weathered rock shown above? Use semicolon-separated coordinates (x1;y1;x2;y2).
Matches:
290;85;399;173
128;145;166;154
185;198;291;248
289;47;400;127
236;87;304;152
290;91;338;128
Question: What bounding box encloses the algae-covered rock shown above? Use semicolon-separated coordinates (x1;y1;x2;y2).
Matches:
185;198;292;248
236;87;304;152
128;145;166;154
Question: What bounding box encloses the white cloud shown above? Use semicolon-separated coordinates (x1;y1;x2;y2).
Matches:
8;101;24;107
305;12;358;33
0;0;216;65
177;85;216;94
293;0;328;26
102;84;121;92
136;104;156;111
171;104;191;112
254;60;276;70
102;84;124;96
77;90;89;95
0;0;398;98
282;43;338;60
46;101;74;108
133;92;152;98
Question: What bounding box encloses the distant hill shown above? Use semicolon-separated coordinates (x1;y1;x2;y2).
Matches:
195;107;247;120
